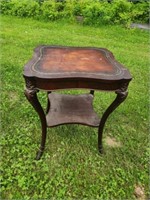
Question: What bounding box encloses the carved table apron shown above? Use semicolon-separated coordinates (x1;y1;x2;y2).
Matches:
23;46;132;160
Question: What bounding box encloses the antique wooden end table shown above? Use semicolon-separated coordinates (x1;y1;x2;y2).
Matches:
23;45;132;160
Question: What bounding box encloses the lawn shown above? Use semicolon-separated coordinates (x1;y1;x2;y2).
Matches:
1;15;149;199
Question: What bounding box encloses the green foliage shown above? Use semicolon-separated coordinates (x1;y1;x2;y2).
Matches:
41;0;67;20
0;0;40;18
0;0;149;26
80;1;117;25
1;15;149;199
40;0;59;20
0;0;11;14
110;0;133;25
131;1;149;23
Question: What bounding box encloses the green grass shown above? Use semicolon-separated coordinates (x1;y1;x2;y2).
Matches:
1;15;149;199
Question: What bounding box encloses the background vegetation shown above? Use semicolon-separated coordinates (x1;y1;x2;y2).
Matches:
0;0;149;26
1;14;149;199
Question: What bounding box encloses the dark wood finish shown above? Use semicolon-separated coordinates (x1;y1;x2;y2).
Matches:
98;86;128;153
24;80;47;160
90;90;95;95
23;45;132;160
46;93;100;127
46;91;51;114
23;46;131;91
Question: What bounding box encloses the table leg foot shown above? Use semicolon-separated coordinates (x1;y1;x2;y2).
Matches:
36;148;44;160
98;85;128;154
90;90;94;95
98;145;103;154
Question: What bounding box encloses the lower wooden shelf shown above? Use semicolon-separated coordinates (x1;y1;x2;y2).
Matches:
46;93;100;127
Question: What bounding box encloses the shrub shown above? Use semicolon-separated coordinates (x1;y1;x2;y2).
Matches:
131;1;149;23
0;0;12;15
110;0;133;25
82;2;111;25
0;0;40;18
40;0;59;20
0;0;149;25
41;0;70;20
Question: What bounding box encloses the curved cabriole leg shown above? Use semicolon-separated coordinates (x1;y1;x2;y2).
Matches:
98;87;128;154
24;87;47;160
46;91;51;114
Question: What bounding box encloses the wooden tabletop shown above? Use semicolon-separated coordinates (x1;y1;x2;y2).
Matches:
23;46;132;91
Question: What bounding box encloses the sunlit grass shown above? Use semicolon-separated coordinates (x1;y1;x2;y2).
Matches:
1;15;149;199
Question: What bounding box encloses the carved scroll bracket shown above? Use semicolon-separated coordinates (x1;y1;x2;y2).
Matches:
115;82;129;100
24;77;39;101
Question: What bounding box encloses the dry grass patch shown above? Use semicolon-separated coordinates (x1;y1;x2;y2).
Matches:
134;185;146;200
105;136;122;148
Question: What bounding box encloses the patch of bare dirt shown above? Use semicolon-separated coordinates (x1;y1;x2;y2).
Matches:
105;136;122;148
134;185;146;200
